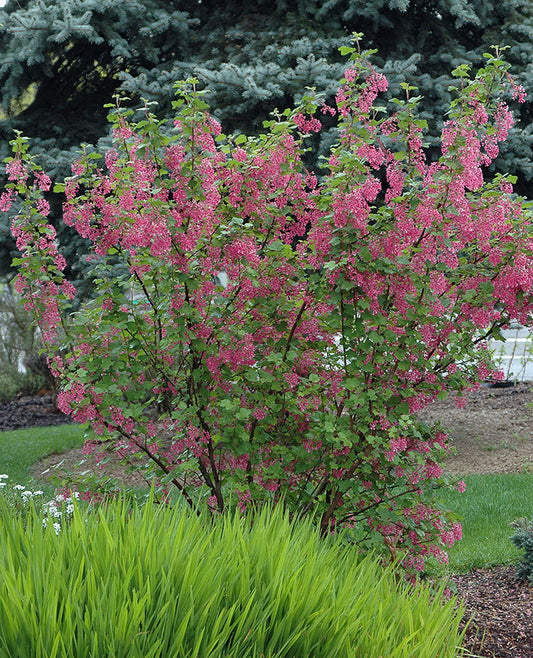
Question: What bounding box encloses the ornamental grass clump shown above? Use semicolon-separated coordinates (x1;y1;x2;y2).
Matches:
0;498;467;657
4;36;533;570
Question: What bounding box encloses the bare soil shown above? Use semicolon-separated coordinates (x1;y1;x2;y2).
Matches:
419;381;533;476
5;386;533;657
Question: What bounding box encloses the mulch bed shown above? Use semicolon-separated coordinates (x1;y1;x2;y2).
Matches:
452;565;533;657
2;392;533;656
0;393;72;431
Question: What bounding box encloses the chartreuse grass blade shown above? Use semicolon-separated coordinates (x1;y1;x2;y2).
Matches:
0;498;467;657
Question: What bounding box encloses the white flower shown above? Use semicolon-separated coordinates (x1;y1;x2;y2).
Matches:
44;502;61;518
13;484;25;491
53;523;61;535
0;483;6;488
21;490;33;498
0;474;8;479
33;491;44;496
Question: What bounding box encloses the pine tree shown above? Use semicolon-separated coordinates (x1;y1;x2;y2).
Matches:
0;0;532;281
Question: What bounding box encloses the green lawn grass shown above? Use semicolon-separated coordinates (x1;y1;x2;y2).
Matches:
439;473;533;573
0;423;85;486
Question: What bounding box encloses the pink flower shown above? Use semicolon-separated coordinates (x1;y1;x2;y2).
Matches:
0;190;13;212
5;159;28;182
293;113;322;134
253;407;267;421
233;147;247;162
35;170;52;191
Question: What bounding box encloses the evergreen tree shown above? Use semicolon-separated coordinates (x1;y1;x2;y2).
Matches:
0;0;532;282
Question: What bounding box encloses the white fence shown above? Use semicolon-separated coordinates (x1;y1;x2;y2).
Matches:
488;325;533;381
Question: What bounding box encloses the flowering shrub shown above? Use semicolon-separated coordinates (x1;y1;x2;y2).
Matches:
4;38;533;569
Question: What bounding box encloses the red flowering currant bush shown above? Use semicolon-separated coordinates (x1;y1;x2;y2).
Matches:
5;39;533;570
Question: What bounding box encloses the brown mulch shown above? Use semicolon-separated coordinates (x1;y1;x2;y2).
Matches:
0;392;71;431
451;566;533;657
31;444;149;489
4;387;533;657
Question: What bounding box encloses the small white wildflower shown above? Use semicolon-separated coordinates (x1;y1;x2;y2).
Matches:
13;484;25;491
44;502;61;518
32;490;44;496
0;474;8;479
21;491;33;498
71;492;80;500
53;523;61;535
0;483;6;488
66;504;74;515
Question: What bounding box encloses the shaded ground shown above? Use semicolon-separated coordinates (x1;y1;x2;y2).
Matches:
4;386;533;657
31;444;149;489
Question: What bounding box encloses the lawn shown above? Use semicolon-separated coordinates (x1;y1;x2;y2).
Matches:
440;472;533;573
0;423;85;487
